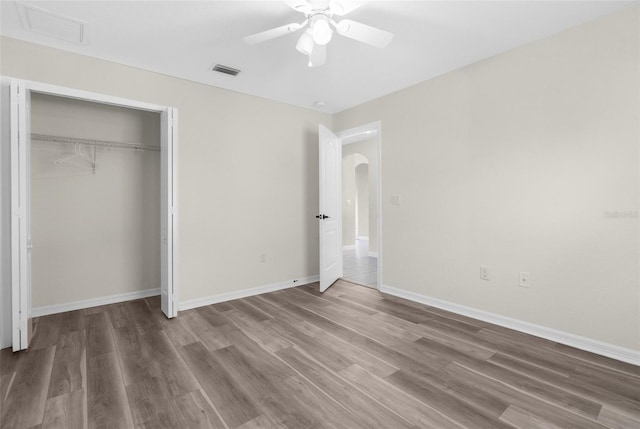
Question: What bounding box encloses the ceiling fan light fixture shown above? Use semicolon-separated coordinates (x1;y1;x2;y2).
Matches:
311;15;332;45
296;29;314;55
243;2;394;68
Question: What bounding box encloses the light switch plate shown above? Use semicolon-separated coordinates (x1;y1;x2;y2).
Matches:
480;265;490;281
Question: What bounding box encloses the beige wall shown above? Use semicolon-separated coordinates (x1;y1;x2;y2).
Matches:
30;93;160;308
334;8;640;351
0;36;328;320
356;163;369;239
342;154;356;245
0;77;11;347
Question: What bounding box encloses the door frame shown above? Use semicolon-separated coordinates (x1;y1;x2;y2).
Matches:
9;78;179;351
337;121;382;290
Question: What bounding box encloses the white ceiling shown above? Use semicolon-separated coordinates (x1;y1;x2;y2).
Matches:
0;0;635;113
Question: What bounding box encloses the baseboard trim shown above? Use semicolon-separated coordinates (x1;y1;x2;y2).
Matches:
180;276;319;311
31;288;161;318
368;251;378;258
380;284;640;366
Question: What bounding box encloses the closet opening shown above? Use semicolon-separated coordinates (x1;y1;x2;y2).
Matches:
9;78;178;351
30;93;161;316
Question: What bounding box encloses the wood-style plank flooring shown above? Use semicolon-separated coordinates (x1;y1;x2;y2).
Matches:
1;280;639;428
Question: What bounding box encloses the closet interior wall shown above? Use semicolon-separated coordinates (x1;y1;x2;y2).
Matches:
31;93;161;310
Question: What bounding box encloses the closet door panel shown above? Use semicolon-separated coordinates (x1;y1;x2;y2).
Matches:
160;108;177;318
10;79;32;350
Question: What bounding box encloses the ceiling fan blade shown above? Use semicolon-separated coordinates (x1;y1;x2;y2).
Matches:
244;22;304;45
308;44;326;68
334;19;393;48
329;1;364;16
284;0;313;14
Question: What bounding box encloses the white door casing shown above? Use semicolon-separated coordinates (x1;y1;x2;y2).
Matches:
318;125;342;292
337;121;383;291
10;79;31;351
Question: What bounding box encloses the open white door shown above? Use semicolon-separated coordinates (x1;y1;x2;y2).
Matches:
161;108;178;318
10;79;31;351
318;125;342;292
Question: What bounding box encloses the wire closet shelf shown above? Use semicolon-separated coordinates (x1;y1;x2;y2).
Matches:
31;133;161;152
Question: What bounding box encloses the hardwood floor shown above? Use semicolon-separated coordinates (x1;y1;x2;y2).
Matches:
1;280;639;428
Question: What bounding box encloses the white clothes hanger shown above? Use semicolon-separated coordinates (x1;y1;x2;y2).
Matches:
53;143;96;173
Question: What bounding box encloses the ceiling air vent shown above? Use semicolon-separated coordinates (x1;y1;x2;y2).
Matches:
16;1;88;45
212;64;240;76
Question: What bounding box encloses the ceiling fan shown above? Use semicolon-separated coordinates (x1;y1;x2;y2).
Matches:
244;0;394;68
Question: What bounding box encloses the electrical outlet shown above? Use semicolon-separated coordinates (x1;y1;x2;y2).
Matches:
480;265;490;281
391;194;401;205
519;272;530;287
259;253;266;263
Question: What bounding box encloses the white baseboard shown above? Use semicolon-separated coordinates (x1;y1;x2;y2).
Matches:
368;251;378;258
380;284;640;366
31;288;160;318
357;236;369;241
179;275;319;311
343;245;356;250
31;276;321;319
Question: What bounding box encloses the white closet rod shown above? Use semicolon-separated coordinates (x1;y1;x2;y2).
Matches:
31;133;161;152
